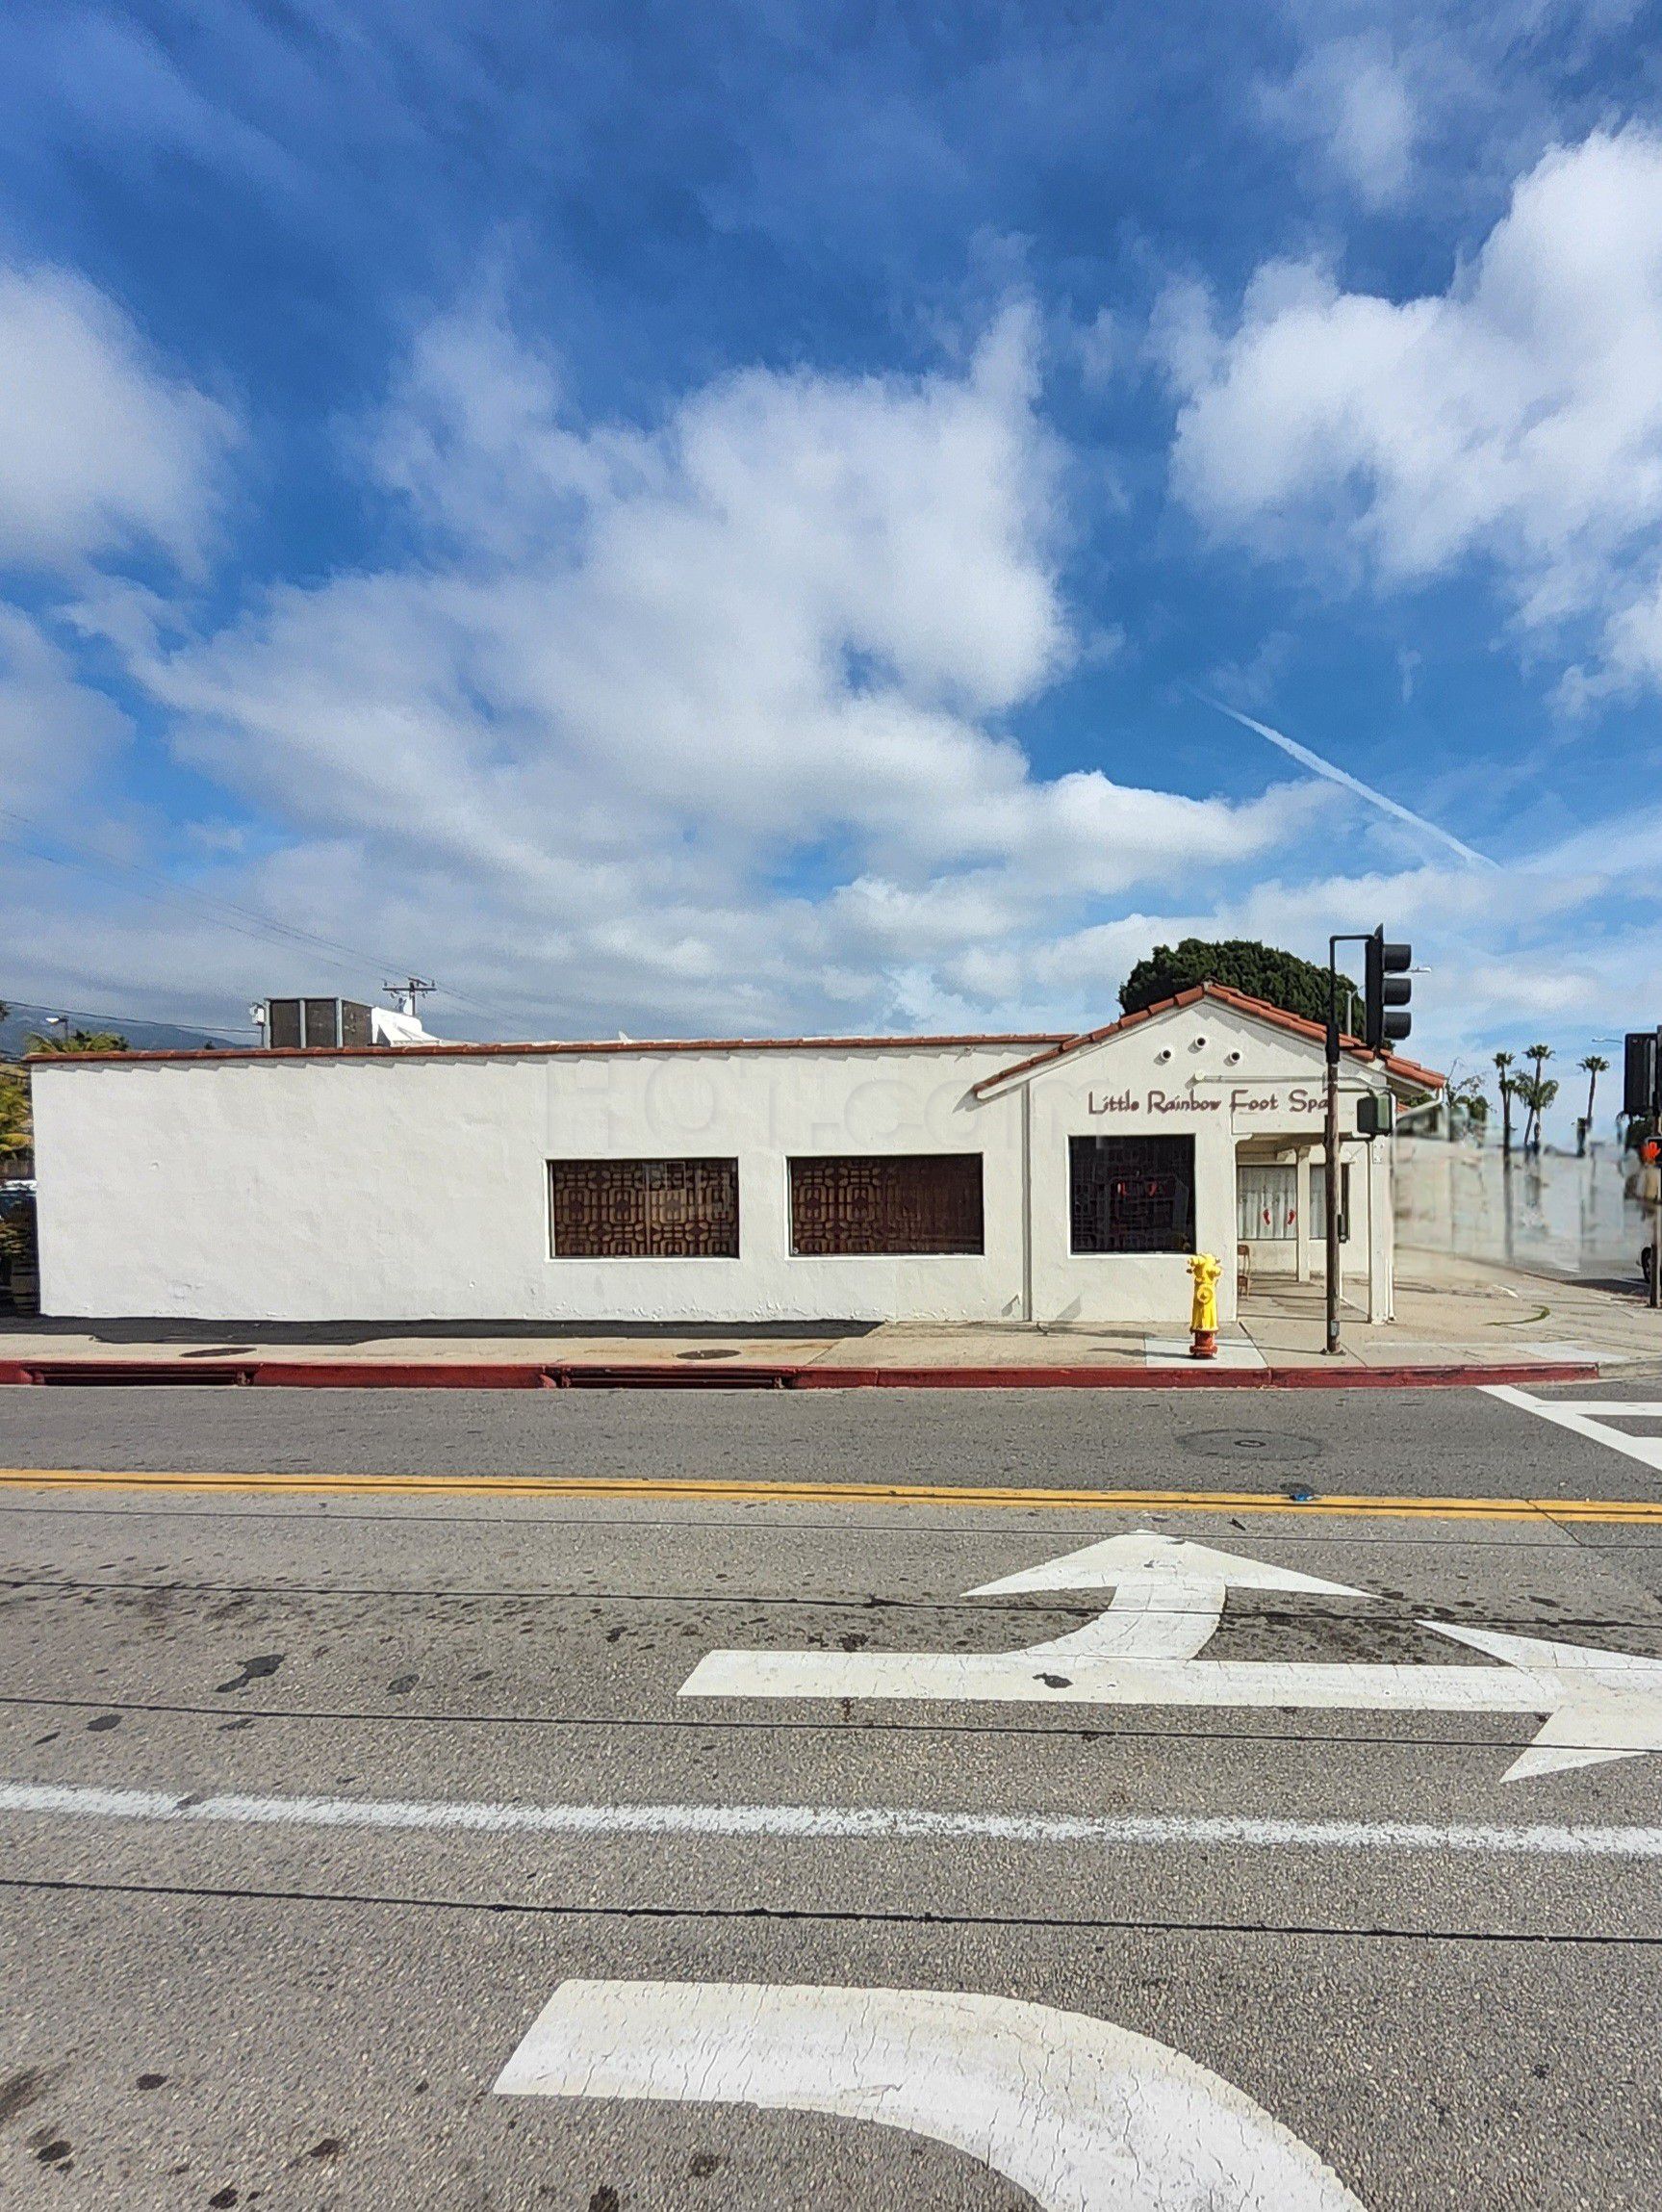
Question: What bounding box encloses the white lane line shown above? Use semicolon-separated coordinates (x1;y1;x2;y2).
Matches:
8;1781;1662;1856
496;1980;1368;2211
1526;1402;1662;1419
1482;1383;1662;1472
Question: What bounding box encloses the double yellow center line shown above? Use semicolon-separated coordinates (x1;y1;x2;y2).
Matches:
1;1466;1660;1525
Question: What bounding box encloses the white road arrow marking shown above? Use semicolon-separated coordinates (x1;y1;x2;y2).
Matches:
968;1530;1365;1662
678;1532;1662;1784
1427;1621;1662;1779
494;1980;1369;2212
682;1644;1550;1710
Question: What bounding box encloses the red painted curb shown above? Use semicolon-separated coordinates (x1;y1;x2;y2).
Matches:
789;1361;1598;1390
1256;1362;1600;1389
0;1355;1599;1390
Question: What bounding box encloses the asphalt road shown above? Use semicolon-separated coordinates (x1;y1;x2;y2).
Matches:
5;1379;1662;2209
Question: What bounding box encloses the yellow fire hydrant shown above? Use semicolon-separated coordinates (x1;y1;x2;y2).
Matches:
1187;1251;1221;1360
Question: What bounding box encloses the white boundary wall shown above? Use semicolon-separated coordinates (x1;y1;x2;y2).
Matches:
34;1043;1025;1325
32;997;1399;1327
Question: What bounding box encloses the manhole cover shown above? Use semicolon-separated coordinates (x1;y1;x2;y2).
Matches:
1176;1428;1323;1461
677;1347;742;1361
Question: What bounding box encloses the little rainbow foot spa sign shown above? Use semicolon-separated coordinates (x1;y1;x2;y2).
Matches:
1087;1086;1328;1119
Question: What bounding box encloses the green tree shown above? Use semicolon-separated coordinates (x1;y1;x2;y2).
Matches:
1447;1073;1490;1130
1118;939;1357;1027
0;1069;28;1160
24;1027;128;1055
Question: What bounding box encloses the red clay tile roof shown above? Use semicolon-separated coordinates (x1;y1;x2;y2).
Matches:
23;986;1445;1092
25;1029;1071;1070
971;982;1445;1096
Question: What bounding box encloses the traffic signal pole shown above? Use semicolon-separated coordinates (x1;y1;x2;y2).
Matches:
1327;927;1415;1356
1652;1024;1661;1311
1622;1028;1662;1310
1324;957;1342;1355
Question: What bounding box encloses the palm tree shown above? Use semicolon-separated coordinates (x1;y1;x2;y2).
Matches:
1514;1071;1559;1153
1578;1053;1609;1156
1494;1050;1516;1159
1521;1043;1553;1151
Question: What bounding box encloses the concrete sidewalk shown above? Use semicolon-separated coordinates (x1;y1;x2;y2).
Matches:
0;1246;1650;1385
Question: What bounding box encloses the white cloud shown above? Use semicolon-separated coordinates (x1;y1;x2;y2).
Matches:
0;264;234;573
0;607;129;811
1256;3;1648;214
98;302;1308;1037
1164;128;1662;698
2;270;1643;1092
1260;34;1420;206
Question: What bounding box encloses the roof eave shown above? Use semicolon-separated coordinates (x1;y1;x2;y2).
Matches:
23;1029;1073;1071
972;982;1445;1098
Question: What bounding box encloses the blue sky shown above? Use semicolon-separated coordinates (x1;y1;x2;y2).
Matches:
2;3;1660;1116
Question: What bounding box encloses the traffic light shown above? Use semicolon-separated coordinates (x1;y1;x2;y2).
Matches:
1364;927;1413;1049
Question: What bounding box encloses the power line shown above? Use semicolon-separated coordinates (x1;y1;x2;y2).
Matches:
0;997;259;1042
0;834;386;990
0;809;501;1024
0;809;414;978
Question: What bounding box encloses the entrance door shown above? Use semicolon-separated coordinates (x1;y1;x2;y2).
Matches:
1237;1161;1296;1243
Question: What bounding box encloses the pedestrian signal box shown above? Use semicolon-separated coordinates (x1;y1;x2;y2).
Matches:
1357;1093;1394;1138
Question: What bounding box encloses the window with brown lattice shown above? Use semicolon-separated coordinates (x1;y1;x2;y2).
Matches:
549;1158;740;1258
1069;1135;1194;1255
788;1154;984;1256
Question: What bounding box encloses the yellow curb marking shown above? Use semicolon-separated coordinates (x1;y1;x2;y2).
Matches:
0;1467;1660;1525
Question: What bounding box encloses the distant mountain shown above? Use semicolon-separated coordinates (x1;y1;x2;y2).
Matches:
0;1002;252;1059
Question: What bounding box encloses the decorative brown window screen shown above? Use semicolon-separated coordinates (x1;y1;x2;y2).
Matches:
1069;1135;1195;1255
789;1154;984;1256
549;1159;740;1258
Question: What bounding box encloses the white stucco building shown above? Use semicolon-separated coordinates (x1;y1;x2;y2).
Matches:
30;983;1440;1328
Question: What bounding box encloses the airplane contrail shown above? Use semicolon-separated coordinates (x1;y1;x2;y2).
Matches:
1204;698;1497;870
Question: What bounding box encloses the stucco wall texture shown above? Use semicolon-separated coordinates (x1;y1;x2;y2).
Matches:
31;999;1394;1327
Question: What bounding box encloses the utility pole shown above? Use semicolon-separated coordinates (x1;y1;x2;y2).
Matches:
383;976;437;1020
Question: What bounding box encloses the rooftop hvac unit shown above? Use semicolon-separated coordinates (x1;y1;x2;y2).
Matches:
266;998;374;1050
